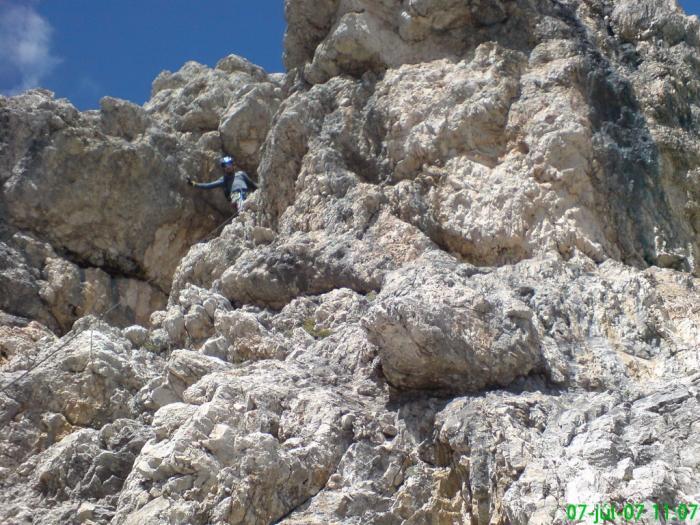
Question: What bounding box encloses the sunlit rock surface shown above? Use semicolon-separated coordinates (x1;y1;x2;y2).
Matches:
1;0;700;524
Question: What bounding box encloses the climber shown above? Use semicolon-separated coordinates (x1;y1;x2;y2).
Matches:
186;156;258;213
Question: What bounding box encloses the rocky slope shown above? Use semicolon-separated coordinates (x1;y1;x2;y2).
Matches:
1;0;699;524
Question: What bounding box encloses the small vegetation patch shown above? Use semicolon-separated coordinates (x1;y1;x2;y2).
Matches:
303;318;332;339
142;341;159;353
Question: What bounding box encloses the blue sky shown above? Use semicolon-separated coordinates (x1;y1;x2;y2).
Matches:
0;0;285;109
680;0;700;15
1;1;699;110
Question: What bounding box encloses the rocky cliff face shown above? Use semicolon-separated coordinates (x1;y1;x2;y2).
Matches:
1;0;700;524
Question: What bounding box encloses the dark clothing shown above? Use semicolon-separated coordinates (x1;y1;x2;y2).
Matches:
192;171;257;202
231;188;248;205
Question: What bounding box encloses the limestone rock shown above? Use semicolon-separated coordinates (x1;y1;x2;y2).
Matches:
3;1;700;524
0;55;278;332
365;251;541;392
276;0;700;274
0;319;163;472
219;83;284;170
112;362;357;525
100;97;148;141
147;56;282;174
0;238;55;328
123;325;149;347
1;419;153;524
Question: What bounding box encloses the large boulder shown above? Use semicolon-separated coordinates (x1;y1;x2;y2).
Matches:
365;252;541;392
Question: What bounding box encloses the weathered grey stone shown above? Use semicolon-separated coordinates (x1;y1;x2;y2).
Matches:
3;1;700;524
122;325;149;347
365;252;541;392
0;55;278;333
99;97;148;140
219;83;283;170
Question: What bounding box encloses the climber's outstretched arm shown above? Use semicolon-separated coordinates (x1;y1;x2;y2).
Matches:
187;176;225;190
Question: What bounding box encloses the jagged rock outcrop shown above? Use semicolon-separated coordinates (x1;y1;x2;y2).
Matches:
278;0;700;275
1;1;700;524
364;252;542;392
0;56;282;331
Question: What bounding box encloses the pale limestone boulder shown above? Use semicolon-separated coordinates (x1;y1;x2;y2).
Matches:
214;309;287;362
163;350;232;397
147;55;281;171
99;96;148;141
0;320;162;522
122;325;149;347
169;221;257;305
284;0;509;83
0;322;53;370
502;380;700;524
217;232;384;309
219;83;283;170
148;59;260;134
283;0;339;70
176;284;231;313
183;304;213;340
0;238;56;329
39;257;166;332
1;91;218;292
273;0;700;274
151;402;198;441
490;255;700;391
365;252;541;392
1;419;152;524
0;319;162;428
161;307;185;344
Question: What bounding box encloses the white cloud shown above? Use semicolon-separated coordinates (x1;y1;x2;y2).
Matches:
0;2;60;95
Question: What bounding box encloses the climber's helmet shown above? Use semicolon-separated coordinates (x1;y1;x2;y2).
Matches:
220;156;235;168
